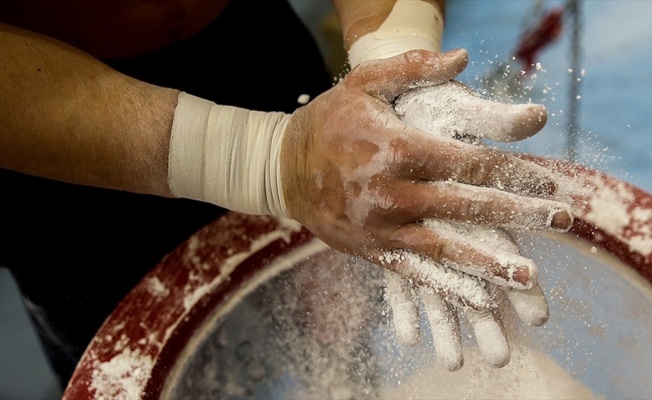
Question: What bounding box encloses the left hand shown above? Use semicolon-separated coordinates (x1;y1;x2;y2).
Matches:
383;73;556;369
382;222;549;369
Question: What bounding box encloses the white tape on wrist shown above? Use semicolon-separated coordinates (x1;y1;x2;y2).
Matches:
168;92;290;217
348;0;444;69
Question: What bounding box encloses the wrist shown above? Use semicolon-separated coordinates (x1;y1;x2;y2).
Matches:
168;92;290;217
348;0;444;68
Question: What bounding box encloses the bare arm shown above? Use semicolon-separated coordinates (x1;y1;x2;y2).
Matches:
0;23;178;196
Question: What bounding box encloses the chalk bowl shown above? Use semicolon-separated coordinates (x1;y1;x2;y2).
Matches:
64;159;652;399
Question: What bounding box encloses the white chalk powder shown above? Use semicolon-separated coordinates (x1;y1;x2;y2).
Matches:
89;348;154;400
382;80;555;370
395;81;544;142
380;342;601;399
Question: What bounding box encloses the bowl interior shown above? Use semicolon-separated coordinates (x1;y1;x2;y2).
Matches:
161;232;652;400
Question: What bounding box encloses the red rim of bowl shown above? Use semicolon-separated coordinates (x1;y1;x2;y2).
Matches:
62;157;652;399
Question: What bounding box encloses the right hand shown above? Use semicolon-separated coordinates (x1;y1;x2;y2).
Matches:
280;49;572;367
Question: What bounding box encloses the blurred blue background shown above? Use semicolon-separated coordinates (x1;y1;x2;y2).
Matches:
444;0;652;192
1;1;650;399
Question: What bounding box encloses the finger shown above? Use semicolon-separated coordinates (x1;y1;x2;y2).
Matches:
348;49;469;102
377;250;495;311
387;222;538;289
505;281;549;326
391;135;563;198
465;307;511;368
395;81;547;143
418;286;464;371
383;180;573;232
383;269;421;345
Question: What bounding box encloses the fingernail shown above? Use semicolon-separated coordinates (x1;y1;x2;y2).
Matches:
512;266;532;288
550;209;573;231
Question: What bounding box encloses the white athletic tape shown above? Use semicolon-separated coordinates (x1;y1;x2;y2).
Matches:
348;0;444;68
168;92;290;217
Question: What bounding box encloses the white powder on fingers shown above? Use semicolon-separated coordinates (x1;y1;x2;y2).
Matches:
383;270;421;345
419;286;464;371
505;284;549;326
344;0;559;374
466;310;511;368
421;218;537;289
426;175;572;233
394;82;542;143
389;73;558;372
399;251;493;311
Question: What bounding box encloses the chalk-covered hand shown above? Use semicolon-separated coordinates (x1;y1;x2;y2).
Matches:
381;222;549;370
383;80;556;370
280;49;572;368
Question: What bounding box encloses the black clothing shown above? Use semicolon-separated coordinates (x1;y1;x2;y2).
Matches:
0;0;332;389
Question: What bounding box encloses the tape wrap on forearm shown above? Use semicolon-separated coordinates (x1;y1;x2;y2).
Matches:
168;92;290;217
348;0;444;68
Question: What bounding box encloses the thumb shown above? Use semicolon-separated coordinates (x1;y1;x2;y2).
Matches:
347;49;469;102
395;81;548;142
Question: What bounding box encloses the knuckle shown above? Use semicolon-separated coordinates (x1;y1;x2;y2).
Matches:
430;241;446;262
457;197;481;220
460;156;491;186
387;138;410;167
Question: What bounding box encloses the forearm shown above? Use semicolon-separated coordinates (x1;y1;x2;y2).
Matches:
332;0;445;58
0;23;178;196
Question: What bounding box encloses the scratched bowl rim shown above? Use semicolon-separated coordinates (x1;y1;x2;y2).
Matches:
62;157;652;400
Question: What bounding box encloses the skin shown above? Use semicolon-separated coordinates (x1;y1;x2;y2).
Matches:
0;0;439;196
0;23;178;195
280;48;567;368
0;1;570;237
282;49;571;272
289;1;567;369
1;0;572;370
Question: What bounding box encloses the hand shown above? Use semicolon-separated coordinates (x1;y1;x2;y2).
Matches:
382;223;549;370
281;48;571;277
280;49;571;367
382;79;554;369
